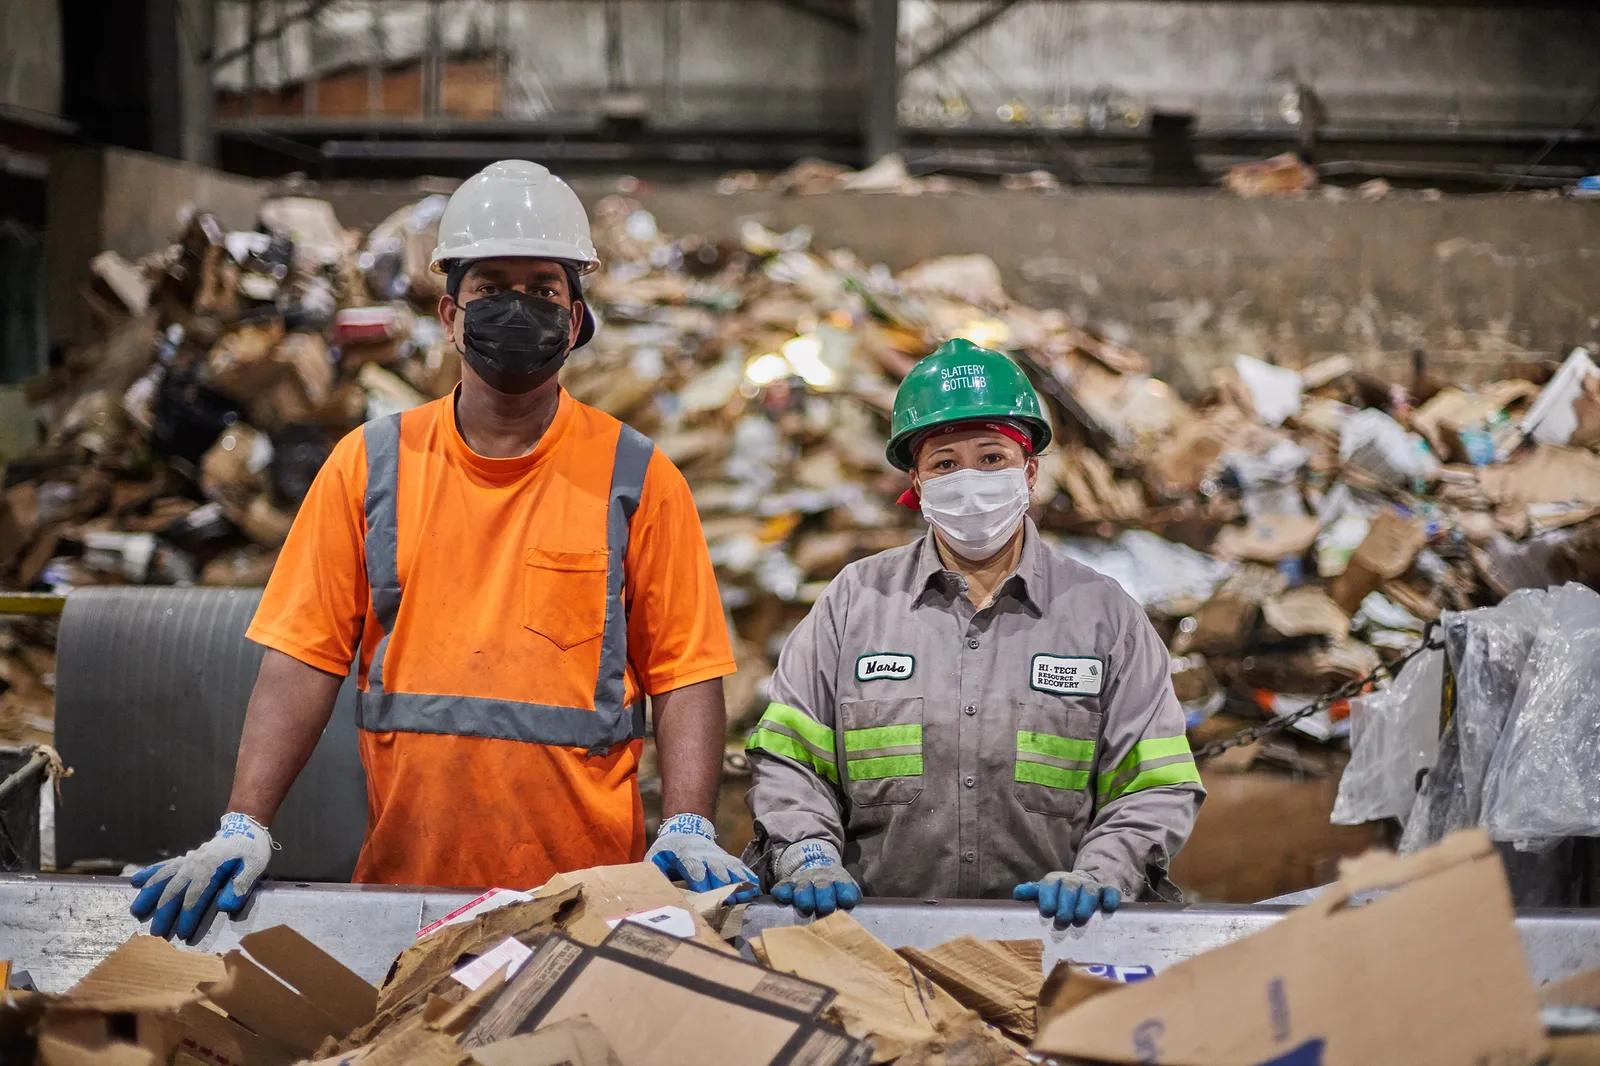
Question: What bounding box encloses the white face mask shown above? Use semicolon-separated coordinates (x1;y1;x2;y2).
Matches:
918;467;1030;561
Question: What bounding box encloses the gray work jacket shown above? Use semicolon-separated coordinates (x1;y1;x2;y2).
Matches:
745;519;1204;899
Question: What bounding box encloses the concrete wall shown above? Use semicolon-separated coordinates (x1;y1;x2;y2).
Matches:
0;0;62;119
45;147;268;347
624;188;1600;390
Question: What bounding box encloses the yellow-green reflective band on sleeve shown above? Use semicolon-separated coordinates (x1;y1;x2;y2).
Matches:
1104;760;1202;800
1016;731;1096;761
848;754;924;780
1014;761;1090;790
758;702;835;750
843;724;922;751
747;703;839;785
1097;735;1199;802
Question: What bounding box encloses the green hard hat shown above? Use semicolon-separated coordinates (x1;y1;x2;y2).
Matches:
885;338;1053;471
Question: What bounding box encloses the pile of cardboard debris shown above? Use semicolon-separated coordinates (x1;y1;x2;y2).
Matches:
3;829;1596;1065
5;188;1600;794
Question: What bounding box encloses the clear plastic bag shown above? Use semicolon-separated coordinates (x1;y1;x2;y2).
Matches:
1481;583;1600;842
1331;645;1444;825
1398;589;1548;851
1398;718;1468;852
1446;589;1549;824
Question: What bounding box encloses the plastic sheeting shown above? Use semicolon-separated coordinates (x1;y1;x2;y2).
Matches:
1054;530;1234;611
1481;583;1600;843
1331;645;1444;826
1399;590;1547;852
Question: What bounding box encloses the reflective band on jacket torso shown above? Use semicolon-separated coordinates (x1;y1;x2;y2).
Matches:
356;411;654;753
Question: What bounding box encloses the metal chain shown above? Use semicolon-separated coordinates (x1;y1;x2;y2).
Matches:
1192;620;1445;761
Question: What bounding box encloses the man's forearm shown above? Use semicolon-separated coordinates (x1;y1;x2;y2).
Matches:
651;677;726;820
226;648;345;826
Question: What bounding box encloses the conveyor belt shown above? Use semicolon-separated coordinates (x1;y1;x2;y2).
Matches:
7;873;1600;994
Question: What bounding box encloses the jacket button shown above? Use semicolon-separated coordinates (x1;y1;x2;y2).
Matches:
964;704;976;716
963;850;976;863
967;638;980;649
963;775;976;788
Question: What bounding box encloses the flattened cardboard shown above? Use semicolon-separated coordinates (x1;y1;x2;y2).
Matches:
898;937;1044;1041
238;926;377;1034
1479;445;1600;507
761;912;1015;1064
469;1018;624;1066
355;1027;472;1066
1211;514;1320;564
379;882;582;1016
37;1033;161;1066
460;927;866;1066
174;1000;292;1066
201;952;350;1058
197;924;378;1062
1260;587;1350;640
66;935;226;1012
542;862;732;952
1033;829;1546;1066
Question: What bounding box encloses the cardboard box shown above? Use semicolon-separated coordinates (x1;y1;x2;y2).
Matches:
31;928;375;1066
461;922;866;1066
1330;511;1426;614
1034;829;1546;1066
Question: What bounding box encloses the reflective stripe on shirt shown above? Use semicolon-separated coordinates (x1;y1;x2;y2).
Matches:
1097;735;1201;803
356;411;654;753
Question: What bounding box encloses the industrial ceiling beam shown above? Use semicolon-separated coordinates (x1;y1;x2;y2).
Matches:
769;0;860;32
208;0;333;70
862;0;898;163
906;0;1024;72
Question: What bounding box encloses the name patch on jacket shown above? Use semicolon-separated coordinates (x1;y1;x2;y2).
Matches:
857;653;914;682
1031;654;1103;696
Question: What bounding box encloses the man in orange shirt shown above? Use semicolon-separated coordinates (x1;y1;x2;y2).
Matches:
130;161;756;939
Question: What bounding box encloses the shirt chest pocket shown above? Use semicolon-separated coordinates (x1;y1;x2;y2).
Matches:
524;548;609;649
837;697;924;807
1013;695;1101;819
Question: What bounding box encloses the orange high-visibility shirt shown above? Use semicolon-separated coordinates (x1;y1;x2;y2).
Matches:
246;388;735;888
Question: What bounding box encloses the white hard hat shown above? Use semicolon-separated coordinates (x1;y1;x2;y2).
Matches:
429;160;600;275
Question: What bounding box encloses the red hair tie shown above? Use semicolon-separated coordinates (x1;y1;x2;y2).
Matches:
896;420;1033;509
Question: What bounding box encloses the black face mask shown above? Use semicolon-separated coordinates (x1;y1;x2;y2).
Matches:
459;291;574;395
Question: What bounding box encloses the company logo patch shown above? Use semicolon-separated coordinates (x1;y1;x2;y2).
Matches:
857;653;915;682
1030;654;1103;696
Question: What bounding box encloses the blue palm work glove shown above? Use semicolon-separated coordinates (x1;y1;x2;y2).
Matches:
646;813;760;903
771;840;860;917
129;813;276;940
1014;870;1121;925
